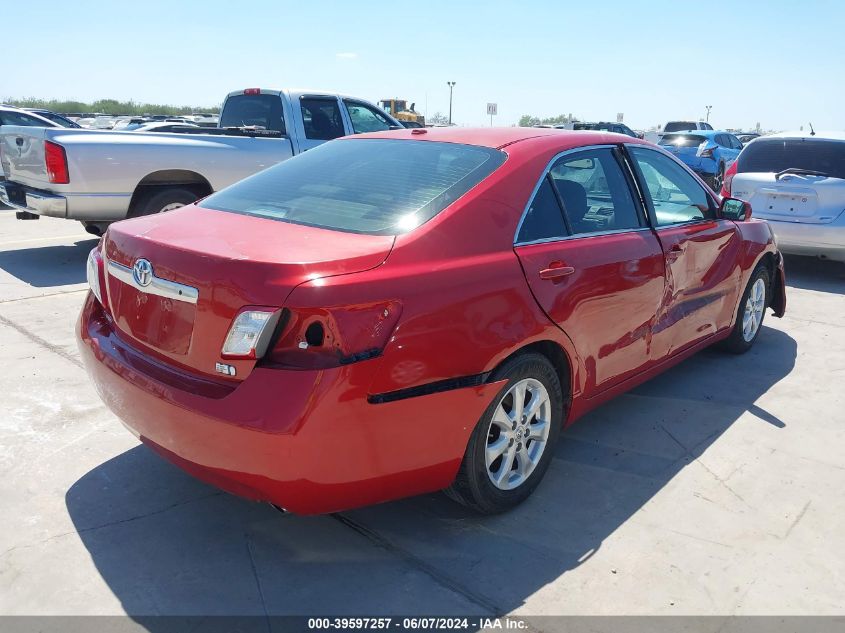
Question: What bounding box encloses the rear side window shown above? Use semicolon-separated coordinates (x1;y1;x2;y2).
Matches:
737;138;845;180
549;148;643;234
200;138;506;235
661;134;706;147
300;97;344;140
517;178;567;243
219;94;285;132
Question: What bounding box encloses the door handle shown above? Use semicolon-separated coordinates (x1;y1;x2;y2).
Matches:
539;262;576;280
666;245;685;261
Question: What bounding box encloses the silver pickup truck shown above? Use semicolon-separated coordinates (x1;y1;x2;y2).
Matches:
0;88;401;234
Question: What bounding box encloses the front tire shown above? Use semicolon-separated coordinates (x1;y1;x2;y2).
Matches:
720;265;770;354
445;353;563;514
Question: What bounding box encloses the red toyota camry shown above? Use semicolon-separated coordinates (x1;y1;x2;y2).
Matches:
78;127;786;515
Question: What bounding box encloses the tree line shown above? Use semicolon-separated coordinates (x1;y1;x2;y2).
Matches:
518;114;577;127
2;97;220;116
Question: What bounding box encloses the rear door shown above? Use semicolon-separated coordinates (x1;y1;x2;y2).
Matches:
627;146;743;356
514;146;666;397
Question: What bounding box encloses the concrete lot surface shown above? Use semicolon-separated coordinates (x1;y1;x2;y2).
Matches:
0;210;843;619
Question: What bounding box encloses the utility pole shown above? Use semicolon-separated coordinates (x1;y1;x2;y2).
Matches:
447;81;456;125
705;105;712;123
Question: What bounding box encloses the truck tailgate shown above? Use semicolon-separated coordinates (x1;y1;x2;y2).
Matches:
0;126;51;186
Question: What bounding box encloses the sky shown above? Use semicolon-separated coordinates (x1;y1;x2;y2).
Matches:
4;0;845;132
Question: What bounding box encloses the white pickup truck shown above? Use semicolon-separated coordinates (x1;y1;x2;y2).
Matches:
0;88;401;234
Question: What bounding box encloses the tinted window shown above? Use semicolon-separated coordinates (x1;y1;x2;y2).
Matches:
200;139;505;235
300;97;344;140
664;121;697;133
0;111;50;126
701;122;714;130
728;135;742;149
661;134;706;147
549;148;642;234
219;94;285;132
737;138;845;180
630;147;712;226
517;178;567;243
344;100;394;134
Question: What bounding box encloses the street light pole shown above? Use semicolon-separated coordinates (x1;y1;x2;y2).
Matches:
705;105;712;123
447;81;456;125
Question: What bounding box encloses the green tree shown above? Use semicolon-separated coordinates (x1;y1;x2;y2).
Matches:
2;97;220;116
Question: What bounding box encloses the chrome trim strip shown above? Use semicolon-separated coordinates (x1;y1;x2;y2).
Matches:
107;260;198;304
515;226;653;248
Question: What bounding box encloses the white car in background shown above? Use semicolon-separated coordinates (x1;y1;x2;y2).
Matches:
722;131;845;262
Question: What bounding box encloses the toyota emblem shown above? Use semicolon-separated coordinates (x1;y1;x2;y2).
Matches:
132;259;153;287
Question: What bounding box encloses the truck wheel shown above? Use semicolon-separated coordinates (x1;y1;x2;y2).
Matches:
444;353;563;514
129;187;198;218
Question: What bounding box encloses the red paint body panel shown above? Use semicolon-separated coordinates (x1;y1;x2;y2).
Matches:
76;128;786;514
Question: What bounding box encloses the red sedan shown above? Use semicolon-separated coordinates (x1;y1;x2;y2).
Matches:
78;128;786;515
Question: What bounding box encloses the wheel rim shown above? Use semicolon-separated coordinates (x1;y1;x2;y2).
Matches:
485;378;552;491
159;202;187;214
742;278;766;342
714;167;724;191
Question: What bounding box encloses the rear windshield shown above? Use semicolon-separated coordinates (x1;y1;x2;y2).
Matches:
661;134;706;147
219;94;285;132
737;138;845;180
199;138;506;235
663;122;698;133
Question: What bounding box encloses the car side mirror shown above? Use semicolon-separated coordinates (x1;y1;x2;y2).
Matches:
720;197;752;221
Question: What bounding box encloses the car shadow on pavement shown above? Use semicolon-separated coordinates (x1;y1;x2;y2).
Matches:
783;254;845;294
0;238;97;287
65;325;796;624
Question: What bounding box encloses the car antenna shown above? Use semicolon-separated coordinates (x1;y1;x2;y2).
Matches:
809;122;815;136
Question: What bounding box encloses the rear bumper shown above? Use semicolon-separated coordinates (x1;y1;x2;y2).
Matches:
77;294;502;514
766;218;845;261
0;181;67;217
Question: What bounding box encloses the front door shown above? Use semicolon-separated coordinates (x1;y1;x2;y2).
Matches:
514;147;666;397
627;146;743;357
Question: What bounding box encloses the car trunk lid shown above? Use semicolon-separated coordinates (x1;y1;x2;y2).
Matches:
731;172;845;224
102;204;395;381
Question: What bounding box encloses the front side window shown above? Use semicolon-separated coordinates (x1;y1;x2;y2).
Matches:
300;98;344;141
549;148;643;234
629;147;713;226
200;139;505;235
344;100;393;134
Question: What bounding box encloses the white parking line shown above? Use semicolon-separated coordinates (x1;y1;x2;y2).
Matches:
0;234;89;247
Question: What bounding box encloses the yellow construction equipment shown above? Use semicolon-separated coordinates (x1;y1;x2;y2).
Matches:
379;99;425;127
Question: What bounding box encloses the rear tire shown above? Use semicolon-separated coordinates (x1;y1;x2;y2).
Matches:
445;353;563;514
129;187;198;218
719;265;770;354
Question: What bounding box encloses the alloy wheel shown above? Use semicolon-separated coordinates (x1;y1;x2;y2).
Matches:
742;278;766;342
485;378;552;491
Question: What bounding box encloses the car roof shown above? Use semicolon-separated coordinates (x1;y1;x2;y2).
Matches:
763;130;845;142
661;129;725;137
351;126;644;150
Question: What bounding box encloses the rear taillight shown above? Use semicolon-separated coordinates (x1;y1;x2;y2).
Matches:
86;247;108;310
243;88;261;95
221;308;282;359
45;141;69;184
721;160;738;197
700;147;715;158
261;301;402;369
